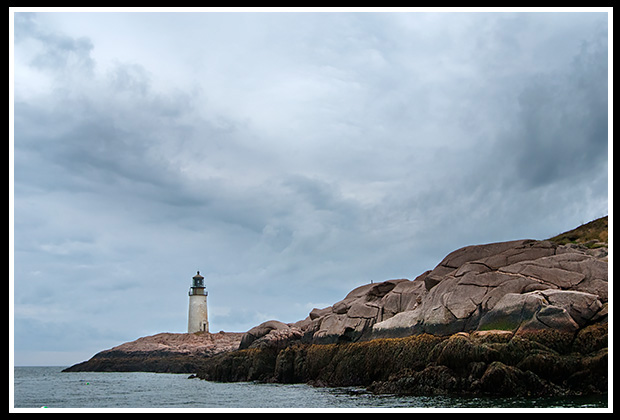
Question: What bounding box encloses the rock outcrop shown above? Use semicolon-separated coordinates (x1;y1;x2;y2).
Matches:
63;331;243;373
205;217;608;397
239;238;607;349
239;320;304;350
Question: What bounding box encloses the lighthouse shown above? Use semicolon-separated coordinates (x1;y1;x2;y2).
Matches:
188;271;209;333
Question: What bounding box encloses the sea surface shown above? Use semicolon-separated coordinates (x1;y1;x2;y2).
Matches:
12;366;608;410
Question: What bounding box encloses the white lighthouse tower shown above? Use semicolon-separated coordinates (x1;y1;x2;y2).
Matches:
188;271;209;333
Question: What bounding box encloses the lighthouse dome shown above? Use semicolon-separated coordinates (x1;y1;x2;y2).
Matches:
191;271;205;289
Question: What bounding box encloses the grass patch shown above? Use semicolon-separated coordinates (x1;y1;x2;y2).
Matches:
548;216;608;246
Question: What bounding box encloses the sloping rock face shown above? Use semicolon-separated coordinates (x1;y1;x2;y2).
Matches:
63;331;244;373
239;239;607;349
373;240;607;338
238;278;426;348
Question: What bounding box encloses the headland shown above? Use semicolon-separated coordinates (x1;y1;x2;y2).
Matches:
63;216;608;397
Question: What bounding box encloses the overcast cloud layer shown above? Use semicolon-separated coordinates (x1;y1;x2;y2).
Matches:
12;11;609;366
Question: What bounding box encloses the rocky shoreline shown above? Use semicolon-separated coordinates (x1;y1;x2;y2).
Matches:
197;324;608;397
63;217;608;398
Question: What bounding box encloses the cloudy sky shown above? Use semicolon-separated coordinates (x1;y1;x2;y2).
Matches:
11;9;609;366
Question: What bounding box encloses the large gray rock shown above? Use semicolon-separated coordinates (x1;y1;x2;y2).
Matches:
373;241;607;337
477;291;579;333
296;279;413;343
241;239;608;347
239;320;292;349
380;278;426;320
501;253;608;300
422;240;555;291
539;289;603;327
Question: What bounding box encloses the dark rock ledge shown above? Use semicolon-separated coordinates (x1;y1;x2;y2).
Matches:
197;324;607;397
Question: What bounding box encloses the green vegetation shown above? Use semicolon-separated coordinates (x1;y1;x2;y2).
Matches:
548;216;608;248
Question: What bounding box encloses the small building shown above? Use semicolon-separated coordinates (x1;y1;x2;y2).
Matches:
188;271;209;333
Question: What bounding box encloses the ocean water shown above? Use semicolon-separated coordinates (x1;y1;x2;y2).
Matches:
12;366;608;410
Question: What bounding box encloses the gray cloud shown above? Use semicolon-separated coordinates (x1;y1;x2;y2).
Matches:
15;12;95;77
12;11;608;366
510;35;608;188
